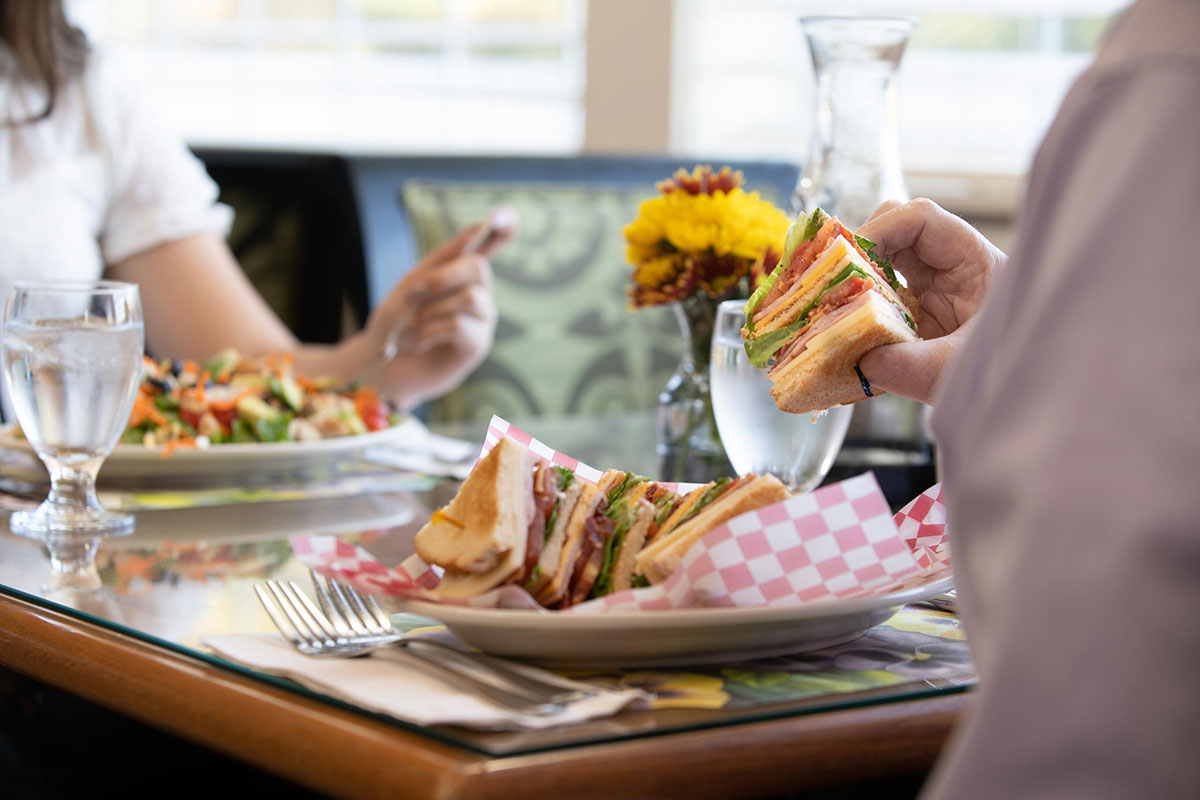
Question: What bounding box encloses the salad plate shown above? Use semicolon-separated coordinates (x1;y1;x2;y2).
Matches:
0;349;441;484
0;419;423;483
393;573;954;668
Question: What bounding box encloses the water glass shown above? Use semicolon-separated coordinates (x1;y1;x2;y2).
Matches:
2;281;144;535
710;299;852;493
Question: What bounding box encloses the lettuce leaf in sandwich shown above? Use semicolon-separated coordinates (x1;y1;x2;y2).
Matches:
743;207;830;332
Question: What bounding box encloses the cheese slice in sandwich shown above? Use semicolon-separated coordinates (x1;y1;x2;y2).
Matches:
740;209;922;414
416;436;533;598
634;473;790;585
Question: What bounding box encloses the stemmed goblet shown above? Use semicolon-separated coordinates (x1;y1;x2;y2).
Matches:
709;299;852;493
2;281;144;537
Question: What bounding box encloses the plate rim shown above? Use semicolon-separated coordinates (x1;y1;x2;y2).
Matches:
394;573;954;629
0;417;419;463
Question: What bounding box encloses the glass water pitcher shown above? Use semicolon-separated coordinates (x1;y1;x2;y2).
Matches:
794;16;931;464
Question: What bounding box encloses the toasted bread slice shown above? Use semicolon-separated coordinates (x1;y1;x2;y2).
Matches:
415;437;531;589
769;291;918;414
653;481;715;541
609;500;655;593
434;546;527;599
636;474;790;584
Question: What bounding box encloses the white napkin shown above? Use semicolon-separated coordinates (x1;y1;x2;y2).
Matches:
364;422;477;479
202;633;646;730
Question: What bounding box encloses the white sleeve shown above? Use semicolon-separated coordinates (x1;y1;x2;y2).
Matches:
89;55;233;266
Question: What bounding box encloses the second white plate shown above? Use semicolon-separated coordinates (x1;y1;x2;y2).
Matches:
0;419;423;482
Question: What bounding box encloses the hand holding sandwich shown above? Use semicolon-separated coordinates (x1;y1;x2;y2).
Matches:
855;199;1006;405
740;207;925;414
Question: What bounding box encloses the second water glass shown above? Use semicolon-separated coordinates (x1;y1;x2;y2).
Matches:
710;299;851;493
2;280;144;536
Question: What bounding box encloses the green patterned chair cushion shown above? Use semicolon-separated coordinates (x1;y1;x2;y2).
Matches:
402;180;685;425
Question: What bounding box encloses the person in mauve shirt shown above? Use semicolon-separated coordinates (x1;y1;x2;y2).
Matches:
855;0;1199;796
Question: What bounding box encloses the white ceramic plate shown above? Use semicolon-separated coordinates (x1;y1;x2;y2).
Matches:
395;574;954;668
0;419;422;482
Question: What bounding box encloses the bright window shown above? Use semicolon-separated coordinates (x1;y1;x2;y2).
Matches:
670;0;1125;178
66;0;588;153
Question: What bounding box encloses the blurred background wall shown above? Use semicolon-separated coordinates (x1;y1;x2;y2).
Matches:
65;0;1126;246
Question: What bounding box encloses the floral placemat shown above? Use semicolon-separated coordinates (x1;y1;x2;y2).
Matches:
393;605;973;712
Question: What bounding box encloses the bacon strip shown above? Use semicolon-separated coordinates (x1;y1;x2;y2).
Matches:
642;484;678;541
561;512;613;607
755;219;897;327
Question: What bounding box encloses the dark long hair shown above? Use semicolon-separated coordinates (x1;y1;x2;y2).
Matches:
1;0;90;124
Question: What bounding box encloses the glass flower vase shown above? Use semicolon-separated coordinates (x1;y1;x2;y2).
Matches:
656;294;732;483
794;15;932;465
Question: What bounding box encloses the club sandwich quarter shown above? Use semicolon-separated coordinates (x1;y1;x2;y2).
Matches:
741;208;922;414
415;438;790;609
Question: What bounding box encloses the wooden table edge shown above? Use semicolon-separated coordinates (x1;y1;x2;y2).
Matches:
0;590;968;799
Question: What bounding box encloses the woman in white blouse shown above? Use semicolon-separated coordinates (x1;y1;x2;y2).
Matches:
0;0;504;413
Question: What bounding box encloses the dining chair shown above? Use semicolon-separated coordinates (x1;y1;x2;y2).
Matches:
342;154;801;424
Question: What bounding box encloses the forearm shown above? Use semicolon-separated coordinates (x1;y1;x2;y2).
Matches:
109;233;301;361
111;230;492;412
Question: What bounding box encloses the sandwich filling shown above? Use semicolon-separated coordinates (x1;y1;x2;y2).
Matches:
770;290;911;377
560;472;659;606
742;209;915;369
513;462;573;587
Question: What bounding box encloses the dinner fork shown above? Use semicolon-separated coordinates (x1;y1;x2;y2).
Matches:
254;575;590;713
307;570;595;703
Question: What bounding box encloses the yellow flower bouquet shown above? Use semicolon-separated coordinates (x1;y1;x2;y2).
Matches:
623;166;790;482
625;166;790;308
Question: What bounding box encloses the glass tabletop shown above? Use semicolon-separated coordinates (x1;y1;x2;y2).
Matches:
0;413;971;757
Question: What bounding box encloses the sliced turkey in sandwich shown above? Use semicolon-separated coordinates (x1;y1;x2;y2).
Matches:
741;208;922;414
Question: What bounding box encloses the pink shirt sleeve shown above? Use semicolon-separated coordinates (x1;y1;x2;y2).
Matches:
925;1;1200;797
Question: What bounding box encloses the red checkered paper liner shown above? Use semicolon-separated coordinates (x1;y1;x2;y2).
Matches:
291;416;950;613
